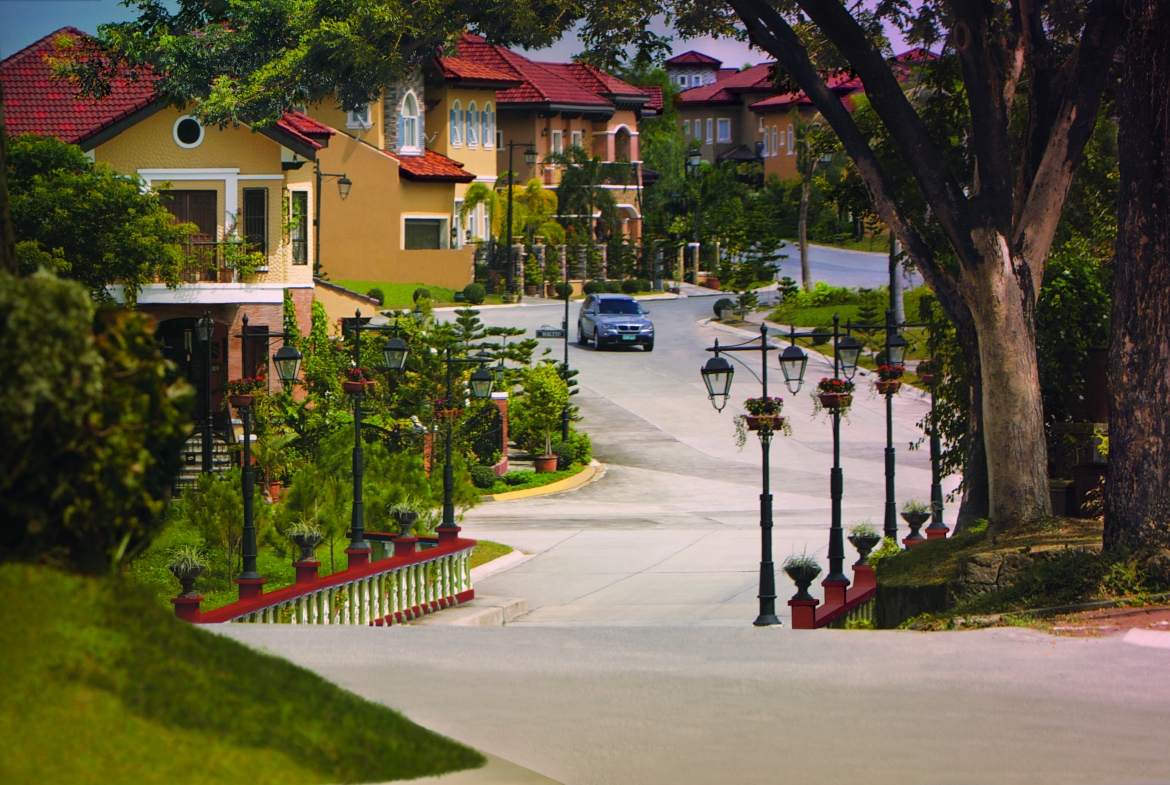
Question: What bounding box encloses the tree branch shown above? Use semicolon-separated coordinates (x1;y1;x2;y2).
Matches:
1014;0;1127;293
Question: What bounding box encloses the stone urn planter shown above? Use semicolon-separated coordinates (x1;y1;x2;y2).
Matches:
848;534;883;566
875;380;902;396
392;511;419;537
901;511;931;545
783;560;822;601
818;393;853;410
744;415;786;431
289;532;323;562
534;455;558;473
229;394;254;408
169;565;205;599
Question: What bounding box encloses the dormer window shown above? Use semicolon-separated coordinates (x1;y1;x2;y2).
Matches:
450;99;463;147
467;101;479;148
346;104;372;130
400;92;421;153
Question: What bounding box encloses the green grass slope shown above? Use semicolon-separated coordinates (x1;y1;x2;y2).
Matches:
0;563;484;785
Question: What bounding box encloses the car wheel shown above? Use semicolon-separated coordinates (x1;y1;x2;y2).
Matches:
592;331;604;351
644;339;654;352
577;322;587;345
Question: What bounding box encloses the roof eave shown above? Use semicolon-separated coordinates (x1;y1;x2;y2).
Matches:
77;97;166;152
258;125;322;160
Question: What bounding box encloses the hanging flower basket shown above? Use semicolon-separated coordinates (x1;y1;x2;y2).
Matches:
229;394;254;408
818;392;853;409
744;414;787;431
920;373;937;385
226;376;265;408
875;380;902;395
916;359;940;386
814;378;855;411
342;380;375;394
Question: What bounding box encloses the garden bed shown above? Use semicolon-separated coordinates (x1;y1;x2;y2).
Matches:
469;541;514;570
482;462;589;496
0;563;483;785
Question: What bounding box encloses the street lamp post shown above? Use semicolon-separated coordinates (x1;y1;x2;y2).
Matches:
700;322;792;627
438;350;494;529
686;147;702;282
503;141;538;294
233;315;303;594
196;311;215;474
343;310;409;560
827;319;862;583
314;162;352;275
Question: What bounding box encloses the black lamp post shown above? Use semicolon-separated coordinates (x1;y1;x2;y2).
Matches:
196;311;215;474
700;322;794;627
686;147;702;281
314;162;351;275
343;310;409;557
827;321;862;583
504;141;538;294
438;349;494;529
234;315;302;590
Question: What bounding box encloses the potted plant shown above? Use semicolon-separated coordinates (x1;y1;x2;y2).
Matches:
343;367;375;394
521;364;571;472
915;358;940;385
742;396;785;430
433;395;463;420
783;554;822;601
167;546;208;598
287;520;324;562
847;521;883;566
815;378;855;410
901;499;931;544
226;375;266;408
874;364;904;395
388;499;422;537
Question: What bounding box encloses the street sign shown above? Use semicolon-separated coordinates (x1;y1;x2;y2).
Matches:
536;325;566;339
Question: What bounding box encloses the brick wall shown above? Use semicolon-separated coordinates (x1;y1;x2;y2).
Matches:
382;72;426;155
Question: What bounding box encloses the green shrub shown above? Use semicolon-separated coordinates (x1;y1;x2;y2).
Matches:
811;326;832;346
714;298;735;318
583;280;606;295
566;431;592;464
501;471;532;486
604;280;622;294
552;441;576;470
621;279;641;294
555;282;573;299
639;278;652;291
366;288;385;305
470;465;498;489
462;283;486;304
412;287;431;302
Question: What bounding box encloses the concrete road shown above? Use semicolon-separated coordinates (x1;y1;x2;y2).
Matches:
451;293;956;627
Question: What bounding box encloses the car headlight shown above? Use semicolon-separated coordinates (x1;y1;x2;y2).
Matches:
641;325;654;332
601;326;617;334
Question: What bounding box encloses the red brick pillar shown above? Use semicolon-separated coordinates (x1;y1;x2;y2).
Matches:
491;391;509;475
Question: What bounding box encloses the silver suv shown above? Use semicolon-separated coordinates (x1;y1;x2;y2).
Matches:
577;293;654;351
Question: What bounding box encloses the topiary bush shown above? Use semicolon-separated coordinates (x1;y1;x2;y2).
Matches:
412;287;431;302
638;278;651;292
555;282;573;300
366;288;384;305
620;279;640;294
462;283;486;305
552;441;576;470
714;298;735;319
501;471;532;487
470;465;498;490
583;280;606;295
604;280;622;294
811;326;832;346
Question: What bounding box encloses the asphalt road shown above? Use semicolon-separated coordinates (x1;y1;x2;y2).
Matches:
777;242;924;289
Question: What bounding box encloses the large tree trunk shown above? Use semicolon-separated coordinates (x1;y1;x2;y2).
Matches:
954;315;990;531
961;231;1052;528
798;176;811;291
0;76;17;276
1106;0;1170;553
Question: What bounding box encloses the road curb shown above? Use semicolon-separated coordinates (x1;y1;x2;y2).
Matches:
470;549;536;583
372;752;562;784
480;461;604;502
411;595;530;627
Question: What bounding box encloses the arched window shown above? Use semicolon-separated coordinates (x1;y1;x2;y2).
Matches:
483;102;494;148
400;92;420;152
467;101;479;148
450;99;463;147
614;127;631;162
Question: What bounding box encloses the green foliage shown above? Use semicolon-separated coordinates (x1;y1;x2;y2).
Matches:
621;279;641;294
583;280;606;295
902;499;931;515
8;135;190;303
555;282;573;299
470;465;498;489
164;544;208;572
463;283;486;305
412;287;431;303
849;521;879;538
552;441;577;470
0;272;193;574
865;537;902;575
367;288;385;305
604;280;622;293
510;364;570;456
714;297;735;318
501;471;532;487
778;276;800;301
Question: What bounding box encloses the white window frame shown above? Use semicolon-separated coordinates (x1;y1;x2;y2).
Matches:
551;129;564;154
787;124;795;155
172;115;205;149
571;130;582;149
466;102;479;149
705;118;713;145
450;99;463;147
496;130;504;149
772;127;778;156
692;74;702;87
346;104;373;131
402;214;451;250
716;118;731;143
400;92;421;153
483;103;494;149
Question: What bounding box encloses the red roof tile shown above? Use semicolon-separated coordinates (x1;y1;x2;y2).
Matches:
1;27;160;145
895;48;939;63
385;148;475;183
436;56;521;86
3;27;329;152
638;85;664;115
749;73;863;113
677;63;776;106
665;51;723;68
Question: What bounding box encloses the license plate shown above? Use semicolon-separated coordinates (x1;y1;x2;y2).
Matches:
622;334;637;341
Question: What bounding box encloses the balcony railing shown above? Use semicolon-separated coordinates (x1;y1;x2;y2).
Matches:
179;241;267;283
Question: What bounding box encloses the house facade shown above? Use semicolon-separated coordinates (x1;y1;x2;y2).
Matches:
2;27;329;417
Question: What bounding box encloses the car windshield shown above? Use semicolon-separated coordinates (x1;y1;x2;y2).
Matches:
598;299;642;315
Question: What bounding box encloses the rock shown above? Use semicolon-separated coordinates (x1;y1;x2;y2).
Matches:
963;553;1001;587
1141;548;1170;585
998;552;1035;587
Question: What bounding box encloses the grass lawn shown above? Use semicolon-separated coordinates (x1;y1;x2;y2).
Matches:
469;540;514;570
0;563;484;785
333;280;458;307
485;462;589;496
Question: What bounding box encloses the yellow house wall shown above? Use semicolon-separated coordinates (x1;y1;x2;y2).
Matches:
429;86;500;180
305;101;385;151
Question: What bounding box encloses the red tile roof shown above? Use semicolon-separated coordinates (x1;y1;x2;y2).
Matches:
638;85;664;115
385;148;475;183
748;72;863;113
2;27;160;145
2;27;330;152
676;63;776;106
435;56;521;86
895;48;939;63
665;51;723;68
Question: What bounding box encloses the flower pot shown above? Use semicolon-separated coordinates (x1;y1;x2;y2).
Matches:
848;534;883;566
525;285;538;296
229;394;254;408
919;373;937;386
784;563;822;601
168;565;205;599
534;455;558;473
289;532;323;563
268;481;284;502
900;511;930;545
744;414;785;431
343;380;373;394
875;380;902;395
818;393;853;410
393;511;419;538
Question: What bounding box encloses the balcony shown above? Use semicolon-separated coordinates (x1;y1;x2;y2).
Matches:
180;241;268;283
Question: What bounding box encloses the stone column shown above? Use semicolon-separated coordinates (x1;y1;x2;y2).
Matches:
599;245;608;280
559;245;568;281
